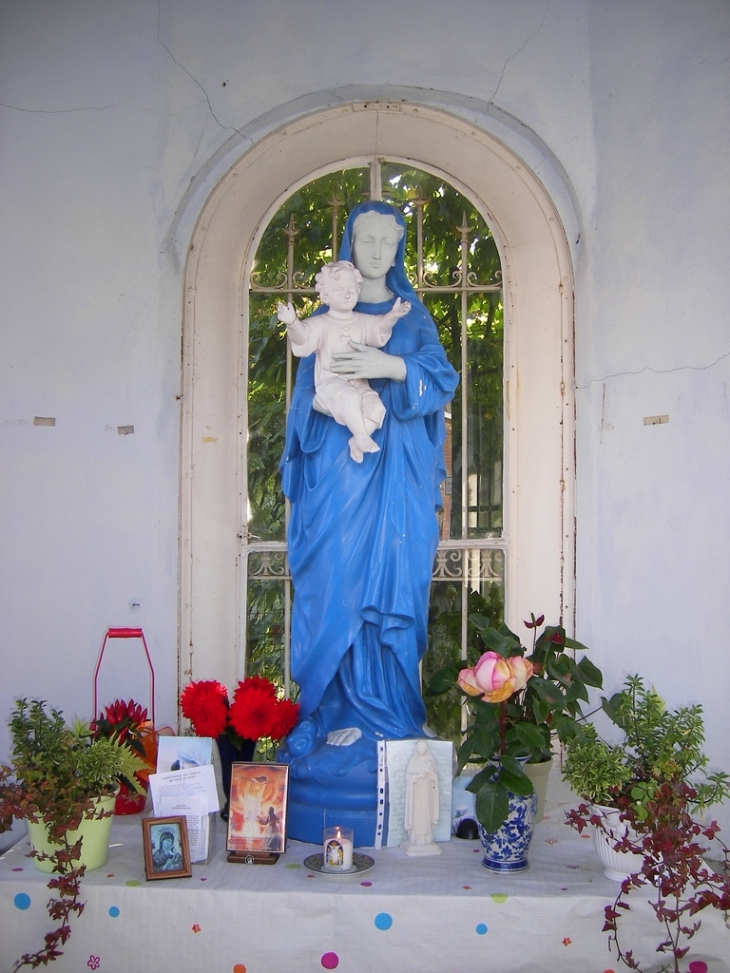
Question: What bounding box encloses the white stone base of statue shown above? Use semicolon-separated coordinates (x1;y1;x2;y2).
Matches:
400;837;443;857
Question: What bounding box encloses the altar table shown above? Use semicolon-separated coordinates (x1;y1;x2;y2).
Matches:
2;777;729;973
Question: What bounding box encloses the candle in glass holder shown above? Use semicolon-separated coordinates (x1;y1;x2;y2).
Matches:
322;826;354;871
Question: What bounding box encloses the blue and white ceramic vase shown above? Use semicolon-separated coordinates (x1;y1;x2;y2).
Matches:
477;788;538;873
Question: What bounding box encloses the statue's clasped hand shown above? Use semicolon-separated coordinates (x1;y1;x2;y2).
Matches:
330;342;407;382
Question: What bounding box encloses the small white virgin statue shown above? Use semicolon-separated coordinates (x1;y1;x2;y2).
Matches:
400;740;442;856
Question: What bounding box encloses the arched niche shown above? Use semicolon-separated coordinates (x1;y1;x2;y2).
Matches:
180;101;575;688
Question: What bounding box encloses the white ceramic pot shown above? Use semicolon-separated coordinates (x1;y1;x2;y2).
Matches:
589;803;643;882
523;756;552;824
26;795;116;873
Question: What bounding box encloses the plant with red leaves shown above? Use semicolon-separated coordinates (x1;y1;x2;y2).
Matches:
1;699;147;970
91;698;156;790
565;675;730;972
583;781;730;972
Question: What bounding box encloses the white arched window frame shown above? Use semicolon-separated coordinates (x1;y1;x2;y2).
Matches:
180;103;575;691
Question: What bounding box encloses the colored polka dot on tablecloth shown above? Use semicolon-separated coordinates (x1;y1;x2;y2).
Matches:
108;906;120;918
462;885;472;890
321;953;339;970
475;923;488;936
14;892;31;910
374;912;393;930
125;879;141;887
490;893;507;904
286;863;301;869
688;963;708;973
11;867;23;872
360;881;372;887
233;964;247;973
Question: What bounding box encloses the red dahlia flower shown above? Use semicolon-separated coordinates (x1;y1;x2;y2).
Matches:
269;697;301;741
229;682;279;741
180;679;229;737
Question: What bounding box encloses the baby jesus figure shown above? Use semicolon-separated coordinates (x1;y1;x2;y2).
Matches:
277;260;410;462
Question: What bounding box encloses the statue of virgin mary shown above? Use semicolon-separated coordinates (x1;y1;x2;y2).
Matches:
278;201;458;843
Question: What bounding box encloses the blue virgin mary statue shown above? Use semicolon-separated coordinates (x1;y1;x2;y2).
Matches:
278;202;459;844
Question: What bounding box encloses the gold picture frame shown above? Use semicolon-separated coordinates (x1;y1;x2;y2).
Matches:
142;816;192;880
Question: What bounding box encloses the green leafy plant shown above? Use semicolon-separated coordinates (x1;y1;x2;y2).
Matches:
563;675;728;818
564;676;730;972
425;614;602;832
0;699;146;970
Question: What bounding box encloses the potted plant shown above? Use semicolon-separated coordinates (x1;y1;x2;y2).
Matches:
426;613;603;832
563;675;730;971
0;698;148;970
180;674;300;818
92;697;157;814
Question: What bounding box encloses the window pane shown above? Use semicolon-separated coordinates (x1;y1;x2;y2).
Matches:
247;293;287;541
246;576;290;689
466;292;504;536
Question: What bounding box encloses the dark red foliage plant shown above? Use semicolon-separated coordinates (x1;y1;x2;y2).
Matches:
1;765;90;971
568;781;730;973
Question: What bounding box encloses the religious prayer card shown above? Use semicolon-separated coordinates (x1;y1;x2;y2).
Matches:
375;739;454;848
148;764;220;817
156;735;213;774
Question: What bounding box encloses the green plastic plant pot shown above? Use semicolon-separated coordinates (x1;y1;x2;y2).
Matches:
26;795;117;873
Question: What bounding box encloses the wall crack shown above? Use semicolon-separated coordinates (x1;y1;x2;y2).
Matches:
156;0;247;140
489;0;550;105
576;348;730;390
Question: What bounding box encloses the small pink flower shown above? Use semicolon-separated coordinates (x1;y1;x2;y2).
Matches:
191;923;201;933
473;651;515;702
87;957;101;971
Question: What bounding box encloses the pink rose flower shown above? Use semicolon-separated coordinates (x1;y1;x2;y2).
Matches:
460;651;535;703
473;651;515;703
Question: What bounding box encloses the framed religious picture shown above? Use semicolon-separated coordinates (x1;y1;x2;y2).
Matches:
142;816;193;880
226;762;289;864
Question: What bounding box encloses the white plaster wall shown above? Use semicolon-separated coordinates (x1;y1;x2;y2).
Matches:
574;0;730;839
1;0;728;829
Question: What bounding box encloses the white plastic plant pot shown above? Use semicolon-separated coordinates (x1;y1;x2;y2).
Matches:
590;803;644;882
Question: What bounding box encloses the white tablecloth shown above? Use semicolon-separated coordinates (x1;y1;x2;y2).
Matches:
2;775;729;973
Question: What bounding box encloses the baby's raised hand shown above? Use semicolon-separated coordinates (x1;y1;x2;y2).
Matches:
392;297;411;318
277;301;297;325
